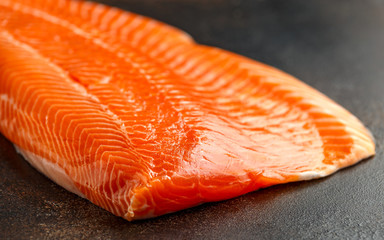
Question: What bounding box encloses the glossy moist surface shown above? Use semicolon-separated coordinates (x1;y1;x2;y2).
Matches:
0;0;375;220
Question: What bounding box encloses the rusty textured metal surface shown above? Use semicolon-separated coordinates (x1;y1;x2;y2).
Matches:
1;0;384;239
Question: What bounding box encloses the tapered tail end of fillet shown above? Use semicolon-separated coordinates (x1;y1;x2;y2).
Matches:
300;126;375;182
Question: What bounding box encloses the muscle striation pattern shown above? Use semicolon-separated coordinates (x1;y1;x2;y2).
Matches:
0;0;375;220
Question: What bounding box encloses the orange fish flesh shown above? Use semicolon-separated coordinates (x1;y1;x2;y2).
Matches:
0;0;375;220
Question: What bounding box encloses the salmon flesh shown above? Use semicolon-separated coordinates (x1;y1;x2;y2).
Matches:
0;0;375;220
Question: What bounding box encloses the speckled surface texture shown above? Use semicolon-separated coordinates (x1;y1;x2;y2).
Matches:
1;0;384;239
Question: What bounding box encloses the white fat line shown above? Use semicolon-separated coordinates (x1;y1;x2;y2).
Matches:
119;14;144;37
98;7;120;30
320;135;353;140
345;126;373;142
1;1;204;130
131;20;158;46
108;9;131;31
351;142;375;152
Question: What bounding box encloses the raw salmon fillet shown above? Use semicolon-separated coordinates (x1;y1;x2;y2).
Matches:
0;0;375;220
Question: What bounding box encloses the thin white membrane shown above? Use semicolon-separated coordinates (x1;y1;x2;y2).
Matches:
296;167;337;181
14;144;85;198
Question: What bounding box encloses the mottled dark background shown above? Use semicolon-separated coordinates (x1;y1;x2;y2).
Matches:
1;0;384;239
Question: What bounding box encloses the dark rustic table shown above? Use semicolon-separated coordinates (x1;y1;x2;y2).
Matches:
1;0;384;239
